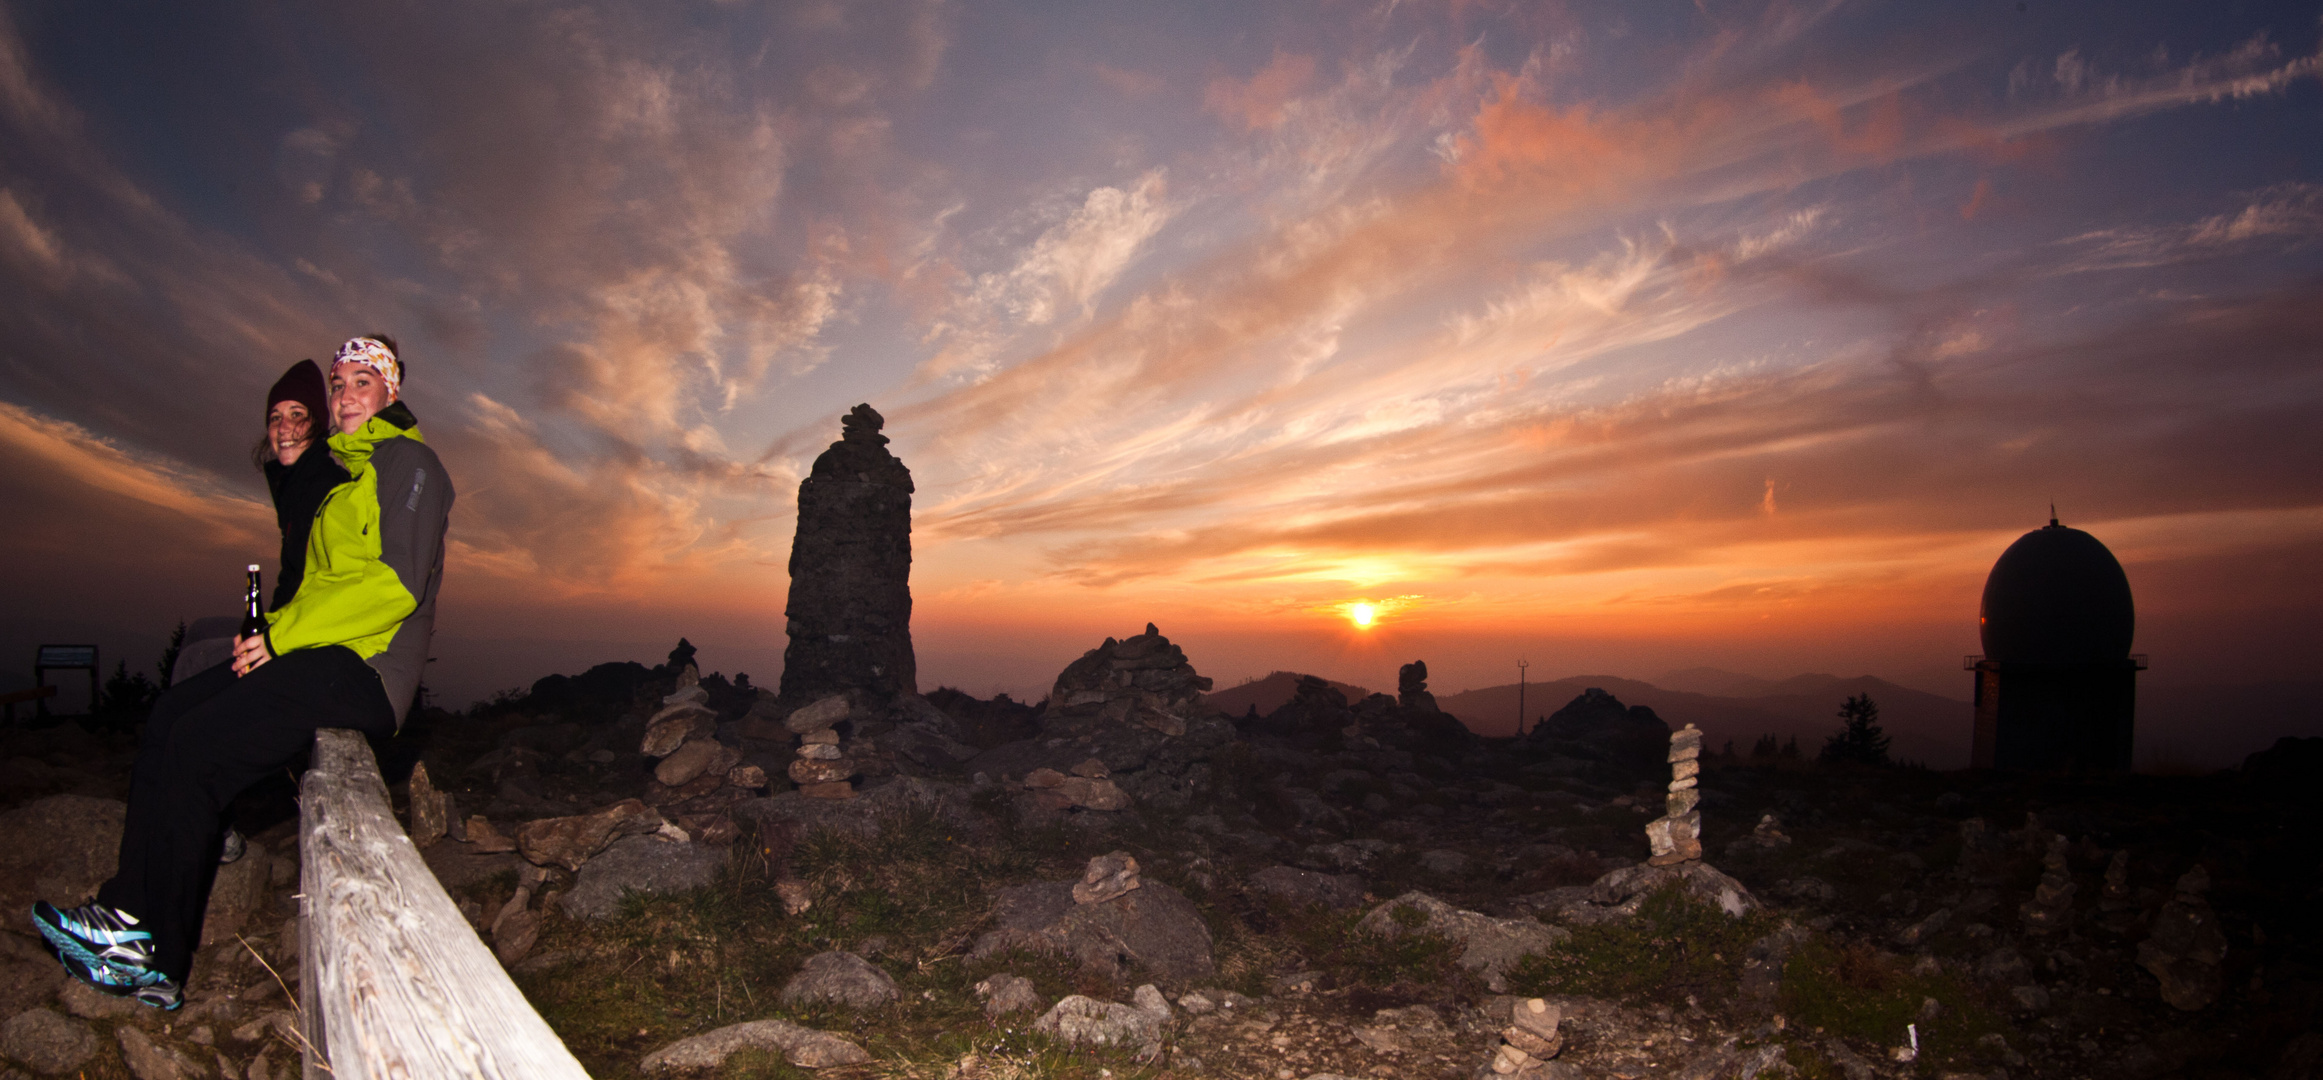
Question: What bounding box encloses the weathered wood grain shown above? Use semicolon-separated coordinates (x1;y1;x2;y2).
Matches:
300;728;592;1079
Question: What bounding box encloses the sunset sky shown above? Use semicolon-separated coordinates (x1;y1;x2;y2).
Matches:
2;0;2319;711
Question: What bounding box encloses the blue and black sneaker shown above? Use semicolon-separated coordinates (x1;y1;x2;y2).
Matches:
128;972;183;1011
32;901;155;973
31;901;180;1008
30;901;183;1010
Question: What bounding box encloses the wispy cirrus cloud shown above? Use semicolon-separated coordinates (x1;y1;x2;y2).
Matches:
2056;182;2323;272
3;0;2320;706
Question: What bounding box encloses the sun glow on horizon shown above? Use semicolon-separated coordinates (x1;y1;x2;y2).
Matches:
1348;602;1377;628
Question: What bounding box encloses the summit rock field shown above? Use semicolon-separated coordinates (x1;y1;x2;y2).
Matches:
0;632;2318;1079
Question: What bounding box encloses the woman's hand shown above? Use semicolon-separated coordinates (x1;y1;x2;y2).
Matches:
231;633;273;677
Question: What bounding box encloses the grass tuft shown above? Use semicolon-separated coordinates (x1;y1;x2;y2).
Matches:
1505;884;1779;1002
1778;938;2005;1066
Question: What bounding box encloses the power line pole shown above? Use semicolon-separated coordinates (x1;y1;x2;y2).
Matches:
1516;658;1529;738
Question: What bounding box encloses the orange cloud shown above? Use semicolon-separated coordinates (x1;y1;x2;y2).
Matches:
1204;50;1317;131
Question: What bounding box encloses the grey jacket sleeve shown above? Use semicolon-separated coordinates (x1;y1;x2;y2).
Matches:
368;437;455;725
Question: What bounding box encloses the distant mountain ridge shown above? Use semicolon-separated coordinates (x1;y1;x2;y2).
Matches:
1206;667;2323;773
1442;674;1974;769
1206;671;1376;718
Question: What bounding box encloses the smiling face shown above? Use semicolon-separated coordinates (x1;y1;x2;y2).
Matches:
329;361;396;434
266;400;314;465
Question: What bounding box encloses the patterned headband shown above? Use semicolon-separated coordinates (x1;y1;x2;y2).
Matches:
331;337;401;395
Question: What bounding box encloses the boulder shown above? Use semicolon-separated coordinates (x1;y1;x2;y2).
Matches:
1057;775;1131;811
407;761;449;846
1034;984;1171;1057
516;799;665;871
0;939;57;1019
115;1025;204;1080
1357;892;1570;992
463;816;518;854
784;695;856;735
654;739;724;786
778;951;899;1010
560;835;725;921
0;796;125;919
973;879;1216;984
1250;866;1367;910
1569;862;1760;921
976;973;1042;1016
640;1019;868;1072
641;705;717;758
0;1008;97;1075
423;842;526;891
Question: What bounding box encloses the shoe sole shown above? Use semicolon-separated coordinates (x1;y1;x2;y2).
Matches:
32;920;143;994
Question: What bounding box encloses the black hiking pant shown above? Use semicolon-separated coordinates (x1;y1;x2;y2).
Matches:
97;645;394;983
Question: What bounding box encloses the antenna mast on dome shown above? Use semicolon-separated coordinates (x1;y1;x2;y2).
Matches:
2049;502;2058;527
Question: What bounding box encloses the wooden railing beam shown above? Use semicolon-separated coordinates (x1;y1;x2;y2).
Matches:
299;728;592;1079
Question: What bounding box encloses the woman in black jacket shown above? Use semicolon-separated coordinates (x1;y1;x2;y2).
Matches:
254;359;349;607
210;360;350;865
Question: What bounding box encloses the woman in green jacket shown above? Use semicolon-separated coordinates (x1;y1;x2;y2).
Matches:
33;335;455;1009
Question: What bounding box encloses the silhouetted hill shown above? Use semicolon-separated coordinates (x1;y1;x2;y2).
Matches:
1652;667;1781;698
2138;681;2323;771
1439;675;1973;768
1206;671;1375;717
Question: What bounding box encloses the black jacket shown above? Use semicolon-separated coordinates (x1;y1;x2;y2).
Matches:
262;447;351;610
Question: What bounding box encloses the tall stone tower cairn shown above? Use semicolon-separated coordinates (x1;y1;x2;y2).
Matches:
1645;723;1705;866
778;404;916;707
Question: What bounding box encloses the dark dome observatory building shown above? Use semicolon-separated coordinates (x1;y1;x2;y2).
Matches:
1969;513;2146;770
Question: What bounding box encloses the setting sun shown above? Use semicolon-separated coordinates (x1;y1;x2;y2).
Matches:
1348;602;1377;628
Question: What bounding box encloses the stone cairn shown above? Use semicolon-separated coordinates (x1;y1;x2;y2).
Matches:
1645;723;1705;866
780;693;864;800
779;404;916;707
1073;851;1142;903
2019;832;2076;934
1046;624;1211;738
1398;660;1438;711
1489;997;1565;1076
637;665;769;841
2138;864;2227;1011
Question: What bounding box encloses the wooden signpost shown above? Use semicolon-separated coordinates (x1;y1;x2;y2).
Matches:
32;645;98;719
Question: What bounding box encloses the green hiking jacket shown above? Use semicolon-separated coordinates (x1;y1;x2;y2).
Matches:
263;400;454;725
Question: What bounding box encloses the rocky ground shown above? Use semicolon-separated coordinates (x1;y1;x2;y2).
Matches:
0;630;2318;1080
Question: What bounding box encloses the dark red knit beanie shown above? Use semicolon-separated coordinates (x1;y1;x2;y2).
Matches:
266;359;328;430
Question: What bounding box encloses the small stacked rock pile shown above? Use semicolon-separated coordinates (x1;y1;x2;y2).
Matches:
1048;624;1212;737
2096;849;2138;933
783;694;863;799
1398;660;1438;711
1645;723;1704;867
2019;833;2075;934
637;664;767;841
1489;997;1566;1077
1073;851;1141;903
2138;864;2227;1010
